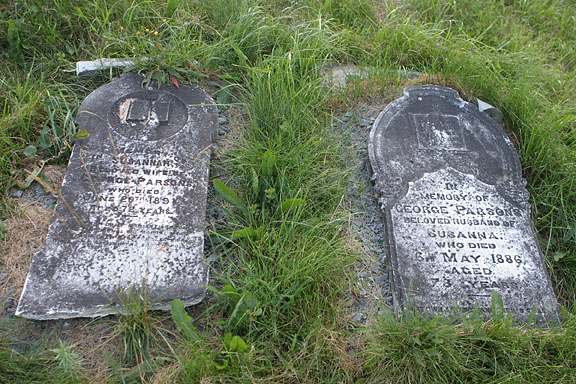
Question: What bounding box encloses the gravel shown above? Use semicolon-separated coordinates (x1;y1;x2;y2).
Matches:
331;105;396;324
203;104;234;270
10;182;57;209
352;312;365;323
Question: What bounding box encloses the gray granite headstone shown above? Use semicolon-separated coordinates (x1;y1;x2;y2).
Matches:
369;85;560;324
16;72;217;319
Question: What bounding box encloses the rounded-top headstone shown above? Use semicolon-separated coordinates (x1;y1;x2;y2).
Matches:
369;85;559;324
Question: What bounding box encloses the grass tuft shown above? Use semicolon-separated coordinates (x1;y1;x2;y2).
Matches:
365;308;576;383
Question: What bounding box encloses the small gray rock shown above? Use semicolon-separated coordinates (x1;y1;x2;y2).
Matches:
218;117;228;125
11;342;29;354
477;98;504;124
44;197;57;209
359;119;371;127
352;312;365;322
12;189;23;198
397;69;423;79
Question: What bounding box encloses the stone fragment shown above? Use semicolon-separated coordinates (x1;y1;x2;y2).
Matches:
321;64;369;88
368;85;559;324
476;98;504;124
352;312;365;322
17;72;217;319
396;69;423;79
359;119;372;128
76;58;149;77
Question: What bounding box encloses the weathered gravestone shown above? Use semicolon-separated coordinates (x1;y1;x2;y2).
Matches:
16;72;217;319
368;85;560;324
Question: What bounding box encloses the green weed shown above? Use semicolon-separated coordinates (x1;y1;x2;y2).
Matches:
112;286;166;368
49;341;84;376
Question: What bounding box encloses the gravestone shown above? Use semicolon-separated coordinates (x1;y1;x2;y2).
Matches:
16;72;217;319
368;85;559;324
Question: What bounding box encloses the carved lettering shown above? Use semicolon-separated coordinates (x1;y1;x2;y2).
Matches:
387;167;559;323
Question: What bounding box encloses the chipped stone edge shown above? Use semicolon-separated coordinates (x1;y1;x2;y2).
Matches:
16;293;207;320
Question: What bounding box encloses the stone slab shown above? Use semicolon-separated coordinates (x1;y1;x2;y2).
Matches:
17;72;217;319
368;85;559;324
76;58;148;77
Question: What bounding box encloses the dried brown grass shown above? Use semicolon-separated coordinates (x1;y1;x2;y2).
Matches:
0;165;121;383
214;106;247;158
0;199;51;309
41;164;67;195
0;165;66;309
149;363;181;384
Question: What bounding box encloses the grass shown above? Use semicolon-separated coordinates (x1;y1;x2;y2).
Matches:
0;338;83;384
365;308;576;383
1;0;575;382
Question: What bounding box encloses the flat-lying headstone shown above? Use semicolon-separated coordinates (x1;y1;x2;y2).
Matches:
17;72;217;319
368;85;559;324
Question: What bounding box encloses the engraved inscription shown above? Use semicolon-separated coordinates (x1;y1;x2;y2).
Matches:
390;168;556;320
77;151;200;230
412;112;466;151
69;149;208;290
